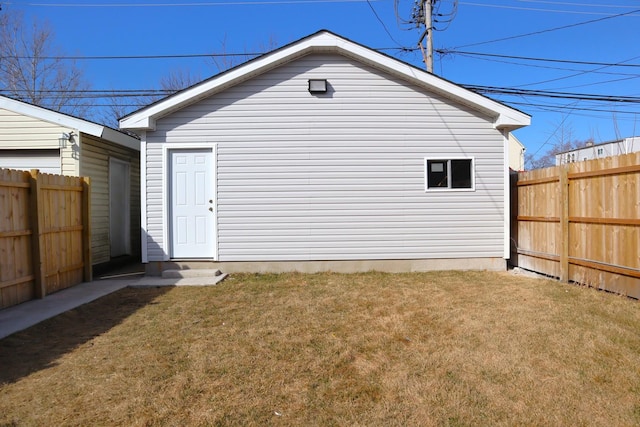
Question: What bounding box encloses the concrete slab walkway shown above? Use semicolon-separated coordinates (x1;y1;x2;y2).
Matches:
0;272;227;340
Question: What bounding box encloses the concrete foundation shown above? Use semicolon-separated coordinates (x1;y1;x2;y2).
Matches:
145;258;507;276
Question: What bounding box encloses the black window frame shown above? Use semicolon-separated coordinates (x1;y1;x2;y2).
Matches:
424;158;475;191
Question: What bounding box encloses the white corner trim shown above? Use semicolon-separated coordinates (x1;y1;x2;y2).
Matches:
213;144;219;262
161;146;170;261
502;131;511;260
139;132;148;263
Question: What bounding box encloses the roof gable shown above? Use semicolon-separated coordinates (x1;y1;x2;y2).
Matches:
120;30;530;132
0;95;139;151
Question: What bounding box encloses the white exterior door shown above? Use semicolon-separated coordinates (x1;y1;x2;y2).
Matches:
169;149;215;259
109;158;131;257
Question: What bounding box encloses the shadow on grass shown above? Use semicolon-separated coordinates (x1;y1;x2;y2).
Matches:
0;287;172;385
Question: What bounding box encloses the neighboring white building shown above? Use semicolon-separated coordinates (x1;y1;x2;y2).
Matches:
555;136;640;165
120;30;530;275
0;96;141;266
508;133;526;171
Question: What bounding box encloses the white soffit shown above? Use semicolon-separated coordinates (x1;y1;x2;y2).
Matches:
119;30;530;131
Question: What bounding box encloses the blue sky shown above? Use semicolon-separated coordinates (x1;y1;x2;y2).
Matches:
12;0;640;161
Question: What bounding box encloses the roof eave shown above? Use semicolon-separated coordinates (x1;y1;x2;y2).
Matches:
0;95;140;148
100;127;140;151
494;112;531;131
0;95;104;136
119;30;530;132
120;36;330;131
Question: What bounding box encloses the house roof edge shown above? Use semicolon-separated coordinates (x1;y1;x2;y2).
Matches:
120;30;530;131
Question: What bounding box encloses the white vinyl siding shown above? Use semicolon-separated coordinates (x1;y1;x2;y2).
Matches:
80;135;141;265
0;108;66;148
0;149;61;174
144;53;506;262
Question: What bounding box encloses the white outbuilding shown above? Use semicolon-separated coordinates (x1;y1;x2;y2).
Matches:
120;30;530;275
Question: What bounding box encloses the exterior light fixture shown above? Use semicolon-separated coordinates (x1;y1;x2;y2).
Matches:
308;79;327;94
58;131;75;149
59;132;70;149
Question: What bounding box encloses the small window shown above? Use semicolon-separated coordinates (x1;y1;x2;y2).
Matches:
597;148;604;155
425;158;474;191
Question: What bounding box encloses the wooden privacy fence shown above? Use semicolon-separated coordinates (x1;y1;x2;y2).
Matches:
511;151;640;299
0;168;91;309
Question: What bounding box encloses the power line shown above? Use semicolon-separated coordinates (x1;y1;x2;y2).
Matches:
514;55;640;88
506;100;640;116
452;7;640;49
21;46;639;69
0;47;418;61
462;85;640;103
0;53;264;61
548;74;640;91
439;51;640;79
437;50;640;68
517;0;638;9
5;85;640;105
365;0;405;48
516;0;638;9
7;0;376;6
458;1;640;16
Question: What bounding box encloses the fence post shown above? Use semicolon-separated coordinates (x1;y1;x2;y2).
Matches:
82;176;92;282
559;165;569;282
29;169;46;298
509;171;519;266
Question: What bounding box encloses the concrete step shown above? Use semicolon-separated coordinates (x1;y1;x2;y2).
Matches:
131;273;229;288
162;269;222;279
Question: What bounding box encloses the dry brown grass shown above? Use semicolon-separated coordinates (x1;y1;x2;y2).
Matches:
1;271;640;426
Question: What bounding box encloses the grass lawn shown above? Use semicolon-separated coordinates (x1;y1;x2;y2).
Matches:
1;271;640;426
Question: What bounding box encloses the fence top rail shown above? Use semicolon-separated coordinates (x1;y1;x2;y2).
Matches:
569;216;640;226
517;176;560;186
568;164;640;180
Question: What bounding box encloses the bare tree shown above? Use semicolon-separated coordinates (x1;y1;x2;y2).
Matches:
0;12;91;117
97;91;143;130
210;34;279;73
108;35;280;129
159;67;201;92
101;68;202;129
525;123;594;169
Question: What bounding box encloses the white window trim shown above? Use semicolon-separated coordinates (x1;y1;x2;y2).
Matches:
161;143;218;261
424;157;476;192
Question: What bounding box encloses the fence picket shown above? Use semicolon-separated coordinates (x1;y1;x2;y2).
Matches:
512;152;640;298
0;168;91;309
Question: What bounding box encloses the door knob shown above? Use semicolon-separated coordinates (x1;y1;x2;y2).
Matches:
209;207;213;212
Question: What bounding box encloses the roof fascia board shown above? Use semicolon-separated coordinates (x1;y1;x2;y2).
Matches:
120;36;328;130
120;31;530;131
0;95;104;136
0;95;140;148
101;127;141;151
331;41;530;128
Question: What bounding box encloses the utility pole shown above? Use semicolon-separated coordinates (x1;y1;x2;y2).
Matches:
425;0;433;73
